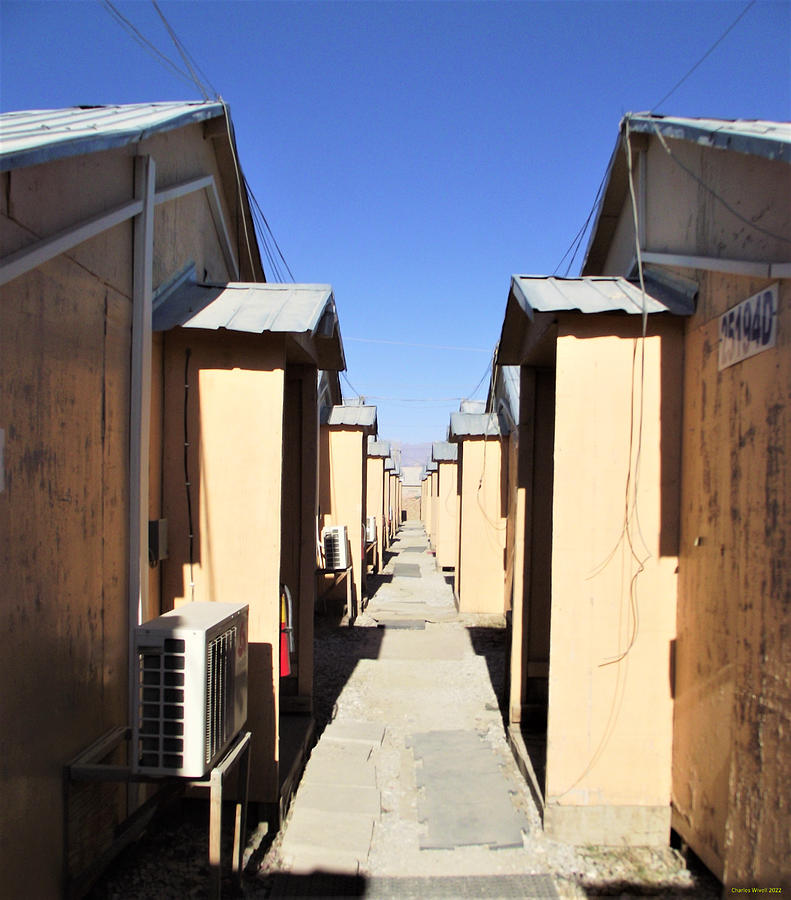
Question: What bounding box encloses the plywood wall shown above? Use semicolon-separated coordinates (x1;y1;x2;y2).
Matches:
1;163;132;897
455;438;507;614
673;272;791;888
544;315;683;845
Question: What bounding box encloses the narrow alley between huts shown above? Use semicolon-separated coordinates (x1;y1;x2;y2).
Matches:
88;519;719;900
3;24;790;899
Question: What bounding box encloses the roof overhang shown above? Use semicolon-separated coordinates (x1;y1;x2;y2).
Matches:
0;101;266;282
431;441;458;463
367;437;392;458
498;274;694;366
449;412;505;440
0;101;226;172
154;278;346;370
320;404;377;433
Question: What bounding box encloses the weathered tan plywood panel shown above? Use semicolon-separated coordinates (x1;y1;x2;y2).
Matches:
160;328;286;803
366;456;386;568
674;273;791;886
319;427;367;608
0;113;262;892
0;254;131;896
545;316;682;838
435;461;458;570
456;438;507;614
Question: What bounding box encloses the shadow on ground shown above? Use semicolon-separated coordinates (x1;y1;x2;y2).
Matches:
362;573;393;603
466;625;508;714
312;612;384;738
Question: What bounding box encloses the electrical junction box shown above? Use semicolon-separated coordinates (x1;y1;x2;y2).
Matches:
148;518;168;565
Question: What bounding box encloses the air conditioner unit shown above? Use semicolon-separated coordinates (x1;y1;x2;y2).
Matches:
132;601;248;777
323;524;350;570
365;515;377;543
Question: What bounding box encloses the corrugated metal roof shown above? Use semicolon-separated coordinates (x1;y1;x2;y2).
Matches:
154;281;335;333
432;442;458;462
0;101;225;171
510;275;694;317
449;412;503;439
425;461;438;473
385;459;395;471
459;400;486;414
367;438;391;458
321;405;377;430
626;113;791;163
154;281;345;370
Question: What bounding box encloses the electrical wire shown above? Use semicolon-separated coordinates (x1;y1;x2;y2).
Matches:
150;2;296;278
345;337;489;353
555;119;654;799
594;116;650;670
651;0;757;112
151;0;218;100
105;0;294;283
151;0;210;99
465;354;494;402
340;371;365;401
365;396;463;404
243;172;295;282
554;170;608;276
219;101;257;279
102;0;197;90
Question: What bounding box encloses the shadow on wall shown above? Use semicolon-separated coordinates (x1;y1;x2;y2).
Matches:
659;324;684;558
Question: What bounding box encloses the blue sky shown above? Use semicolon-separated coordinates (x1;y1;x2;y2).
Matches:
2;1;790;453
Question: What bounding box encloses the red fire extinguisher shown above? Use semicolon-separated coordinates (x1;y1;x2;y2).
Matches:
280;584;294;677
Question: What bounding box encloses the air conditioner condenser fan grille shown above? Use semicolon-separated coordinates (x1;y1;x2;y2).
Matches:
206;627;237;765
136;638;186;770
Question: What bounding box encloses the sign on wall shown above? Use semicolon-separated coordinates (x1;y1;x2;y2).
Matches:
718;283;778;371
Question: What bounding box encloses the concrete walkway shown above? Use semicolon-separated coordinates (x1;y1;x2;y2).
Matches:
269;522;559;898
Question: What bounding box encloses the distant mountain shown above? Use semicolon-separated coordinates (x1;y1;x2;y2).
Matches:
387;441;432;468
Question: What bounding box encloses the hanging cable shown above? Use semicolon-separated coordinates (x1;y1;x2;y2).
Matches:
554;170;608;276
150;0;218;99
151;0;295;282
555;134;651;787
465;353;494;402
345;336;488;353
102;0;197;89
340;371;365;401
652;0;756;111
243;173;295;282
105;0;294;283
219;101;257;279
593;116;650;670
183;348;196;603
364;395;463;404
151;0;210;99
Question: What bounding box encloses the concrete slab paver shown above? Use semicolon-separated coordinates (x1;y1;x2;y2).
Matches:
294;782;381;816
321;720;385;746
266;522;559;897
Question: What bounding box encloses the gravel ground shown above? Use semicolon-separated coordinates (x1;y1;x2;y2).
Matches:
88;530;722;899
